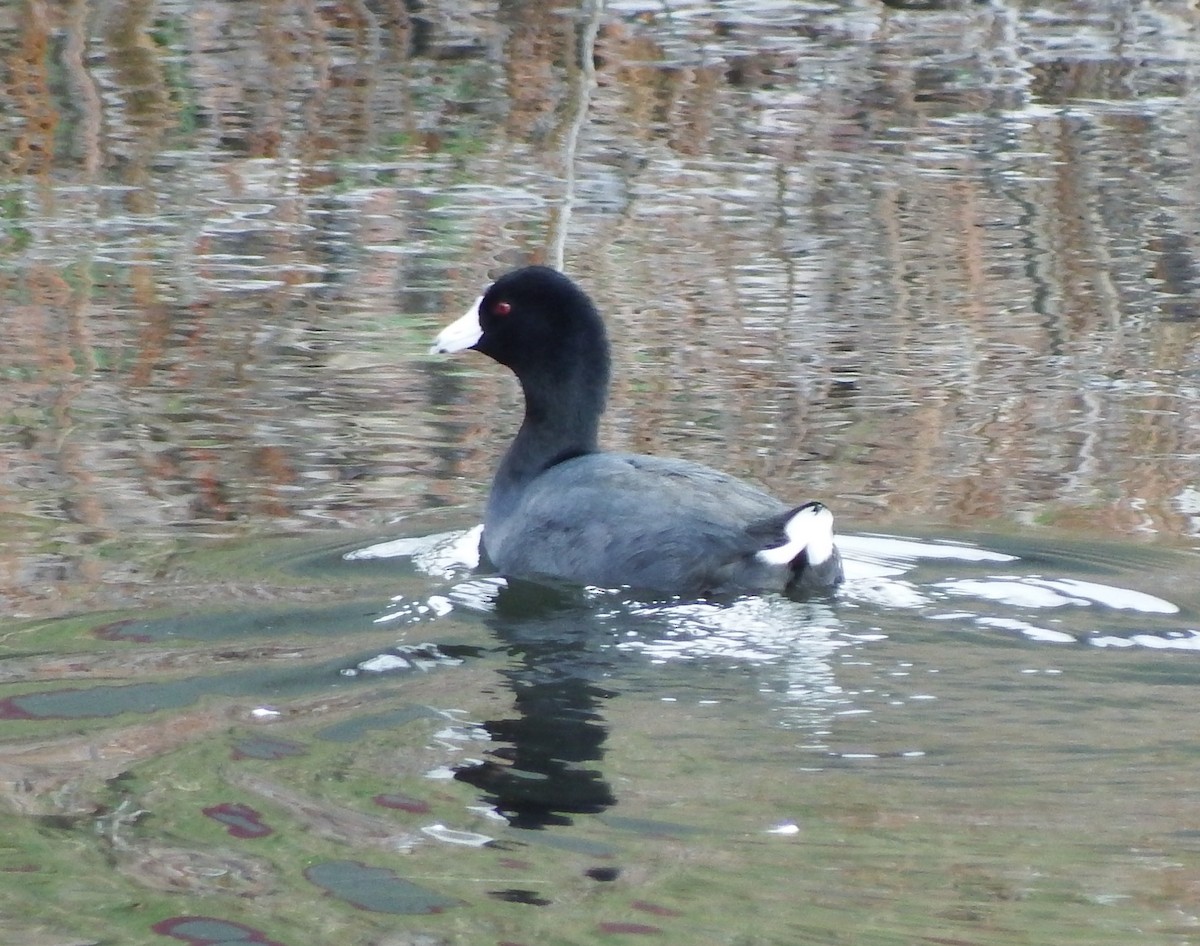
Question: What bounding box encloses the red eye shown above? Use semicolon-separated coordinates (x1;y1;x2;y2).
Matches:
491;300;512;316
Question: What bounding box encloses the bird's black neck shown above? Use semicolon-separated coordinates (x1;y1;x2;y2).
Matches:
487;347;608;521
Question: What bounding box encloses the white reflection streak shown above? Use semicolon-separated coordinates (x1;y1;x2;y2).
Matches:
936;576;1178;614
345;525;483;575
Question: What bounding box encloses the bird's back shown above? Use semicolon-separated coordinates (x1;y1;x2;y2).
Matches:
484;452;794;595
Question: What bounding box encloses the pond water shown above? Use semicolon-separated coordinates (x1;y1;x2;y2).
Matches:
2;2;1200;944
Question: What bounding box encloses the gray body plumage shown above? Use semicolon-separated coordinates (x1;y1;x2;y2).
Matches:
485;452;837;596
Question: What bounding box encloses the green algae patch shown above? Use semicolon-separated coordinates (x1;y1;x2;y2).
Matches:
304;859;460;914
86;600;401;644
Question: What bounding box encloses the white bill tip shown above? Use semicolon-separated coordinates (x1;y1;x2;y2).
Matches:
431;297;484;354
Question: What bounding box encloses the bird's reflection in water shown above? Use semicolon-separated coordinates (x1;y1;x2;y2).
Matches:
454;580;619;829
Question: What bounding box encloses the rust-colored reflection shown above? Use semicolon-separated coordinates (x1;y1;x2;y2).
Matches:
0;2;1198;619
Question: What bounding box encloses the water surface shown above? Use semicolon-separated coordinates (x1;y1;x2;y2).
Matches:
1;2;1199;944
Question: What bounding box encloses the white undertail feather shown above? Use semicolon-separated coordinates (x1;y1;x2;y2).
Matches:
756;504;835;567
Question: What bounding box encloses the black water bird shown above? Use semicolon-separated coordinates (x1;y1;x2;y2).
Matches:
432;266;843;597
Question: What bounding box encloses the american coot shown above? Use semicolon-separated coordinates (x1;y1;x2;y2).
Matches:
432;266;843;597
